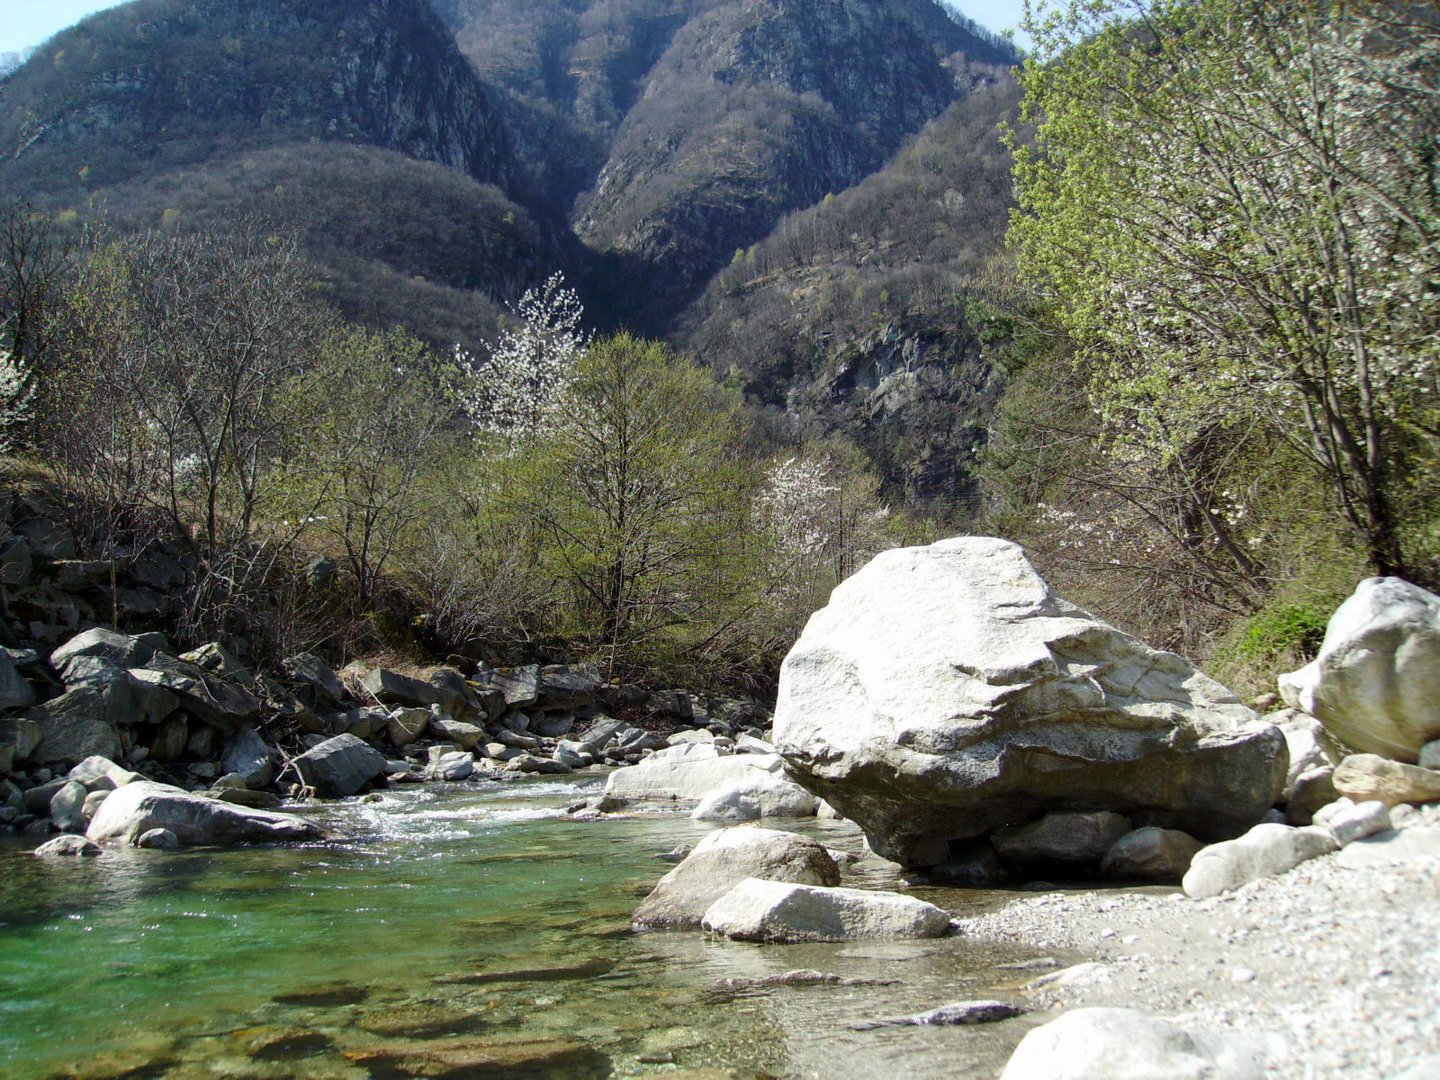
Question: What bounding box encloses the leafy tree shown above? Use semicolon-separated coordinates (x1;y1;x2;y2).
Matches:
1011;0;1440;582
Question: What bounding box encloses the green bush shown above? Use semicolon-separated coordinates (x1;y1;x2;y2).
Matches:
1236;605;1329;664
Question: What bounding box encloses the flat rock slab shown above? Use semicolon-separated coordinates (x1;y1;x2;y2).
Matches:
606;753;782;802
701;878;952;943
849;1000;1026;1030
1332;754;1440;806
1335;826;1440;868
344;1036;608;1079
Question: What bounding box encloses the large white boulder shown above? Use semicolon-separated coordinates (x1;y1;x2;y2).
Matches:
86;780;325;847
605;750;783;801
999;1008;1284;1080
1279;577;1440;762
632;826;839;929
1181;822;1337;899
701;878;951;942
773;538;1286;867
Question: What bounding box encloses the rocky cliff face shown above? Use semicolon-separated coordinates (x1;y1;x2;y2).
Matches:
1;0;513;191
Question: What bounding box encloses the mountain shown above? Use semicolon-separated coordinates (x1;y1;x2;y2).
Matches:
0;0;1020;504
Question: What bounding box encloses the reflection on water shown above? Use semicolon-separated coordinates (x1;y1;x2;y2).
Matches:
0;777;1061;1078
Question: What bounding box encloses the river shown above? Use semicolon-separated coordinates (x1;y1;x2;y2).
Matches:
0;776;1062;1078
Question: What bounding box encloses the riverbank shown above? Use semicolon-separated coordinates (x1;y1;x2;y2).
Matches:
955;804;1440;1079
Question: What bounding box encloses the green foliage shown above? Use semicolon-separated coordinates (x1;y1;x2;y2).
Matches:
1235;606;1328;665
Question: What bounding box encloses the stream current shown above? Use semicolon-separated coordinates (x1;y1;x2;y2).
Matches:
0;776;1060;1078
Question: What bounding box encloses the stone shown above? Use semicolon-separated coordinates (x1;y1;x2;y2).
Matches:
667;729;714;746
25;778;67;815
0;717;43;762
1316;799;1391;846
136;827;180;849
1286;766;1338;825
690;770;820;823
1;536;33;585
534;664;602;710
50;627;162;686
493;728;541;750
209;787;283;809
425;668;485;721
999;1008;1283;1080
648;689;693;719
573;717;627;755
0;648;36;711
606;751;784;802
180;642;251;682
476;664;539;708
283;653;346;705
387;707;431;748
1182;823;1338;899
294;734;387;798
849;1000;1025;1029
425;751;475;782
1332;753;1440;806
1279;576;1440;761
993;811;1133;866
1421;739;1440;770
553;743;590;769
35;834;102;856
701;879;952;942
221;727;278;789
345;1036;608;1078
773;538;1286;867
360;667;440;708
82;789;110;822
67;755;138;792
504;753;571;775
185;723;222;761
49;780;90;832
26;689;123;764
1335;826;1440;867
1270;709;1339;798
633;826;841;930
530;712;575;738
1100;827;1204;883
428;715;485;751
329;706;390;740
140;653;261;730
87;780;325;846
147;714;189;762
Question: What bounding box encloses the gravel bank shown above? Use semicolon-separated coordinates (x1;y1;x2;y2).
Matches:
952;806;1440;1079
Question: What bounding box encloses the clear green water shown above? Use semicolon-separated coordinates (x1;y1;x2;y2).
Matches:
0;778;1057;1079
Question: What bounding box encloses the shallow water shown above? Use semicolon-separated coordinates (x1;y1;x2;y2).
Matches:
0;777;1058;1079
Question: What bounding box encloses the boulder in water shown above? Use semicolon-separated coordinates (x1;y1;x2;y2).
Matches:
773;538;1285;868
294;734;386;798
86;780;324;846
701;878;952;942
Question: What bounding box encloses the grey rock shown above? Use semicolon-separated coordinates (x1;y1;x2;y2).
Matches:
25;778;67;815
360;667;439;709
294;734;387;798
1286;765;1338;825
386;706;430;748
536;664;602;710
1271;709;1339;798
26;688;124;764
185;723;222;761
850;1000;1025;1030
428;715;484;750
425;667;484;721
221;728;278;789
425;751;475;782
49;780;90;832
82;790;110;822
282;653;346;706
0;717;43;762
553;743;591;769
87;780;324;846
1182;823;1338;899
1316;799;1391;846
180;642;251;682
135;827;180;850
773;538;1286;867
1;536;33;585
328;706;390;740
494;728;541;750
208;787;282;809
478;664;539;708
647;689;693;719
633;827;841;930
35;834;102;857
50;628;162;687
999;1007;1283;1080
690;770;819;823
505;753;572;775
0;648;36;711
147;714;189;762
574;717;627;755
531;712;576;738
66;754;138;792
16;515;75;560
1280;576;1440;761
1100;827;1204;883
140;653;261;730
1421;739;1440;770
993;811;1133;866
1335;826;1440;867
607;749;783;802
701;879;952;942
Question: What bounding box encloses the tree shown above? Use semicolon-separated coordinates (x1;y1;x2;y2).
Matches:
514;333;752;672
454;271;589;440
0;200;71;370
279;325;448;606
1011;0;1440;582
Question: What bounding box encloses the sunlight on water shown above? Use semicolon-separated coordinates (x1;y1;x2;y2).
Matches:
0;777;1056;1079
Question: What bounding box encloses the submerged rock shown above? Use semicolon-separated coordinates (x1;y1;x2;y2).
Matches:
1280;577;1440;762
849;1000;1025;1029
773;538;1285;868
34;834;102;857
632;826;840;930
86;780;324;847
701;878;951;942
